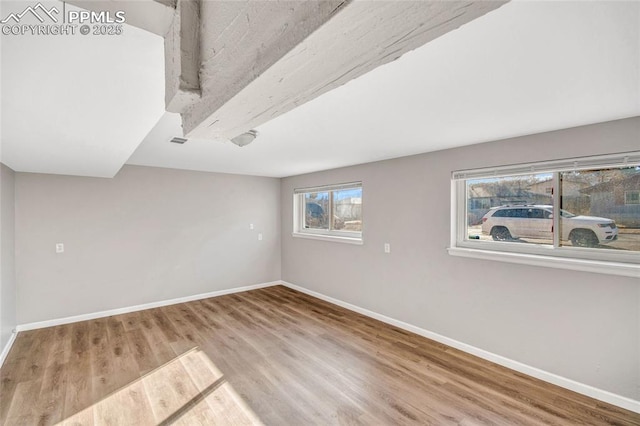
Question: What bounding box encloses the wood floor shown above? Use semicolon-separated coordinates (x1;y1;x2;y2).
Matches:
1;286;639;425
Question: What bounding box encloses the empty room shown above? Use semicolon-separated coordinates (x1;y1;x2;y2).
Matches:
1;0;639;424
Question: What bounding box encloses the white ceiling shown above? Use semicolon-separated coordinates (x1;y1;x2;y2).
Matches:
0;1;165;177
127;0;640;178
2;1;639;179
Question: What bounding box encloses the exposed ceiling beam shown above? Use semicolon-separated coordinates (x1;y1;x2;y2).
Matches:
178;0;348;138
179;0;507;140
73;0;506;141
164;0;201;113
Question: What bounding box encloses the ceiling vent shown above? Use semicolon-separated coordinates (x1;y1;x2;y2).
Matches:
170;137;188;144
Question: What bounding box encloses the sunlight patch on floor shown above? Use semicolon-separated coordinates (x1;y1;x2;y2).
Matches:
57;348;263;425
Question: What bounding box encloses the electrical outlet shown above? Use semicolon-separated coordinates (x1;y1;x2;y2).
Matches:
56;243;64;253
249;223;254;230
258;233;263;241
384;243;391;253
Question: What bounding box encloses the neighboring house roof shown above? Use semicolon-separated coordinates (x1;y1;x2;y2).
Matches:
528;178;552;186
468;184;538;199
527;177;591;189
468;186;494;198
528;177;591;197
581;173;640;194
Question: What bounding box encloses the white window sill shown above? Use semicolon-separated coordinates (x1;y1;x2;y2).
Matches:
447;247;640;278
292;232;363;245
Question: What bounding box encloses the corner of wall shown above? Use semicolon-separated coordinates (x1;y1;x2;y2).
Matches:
0;162;17;364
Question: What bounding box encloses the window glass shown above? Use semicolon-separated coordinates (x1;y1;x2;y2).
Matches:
465;167;640;251
559;167;639;251
304;192;329;230
528;209;545;219
332;188;363;232
295;182;363;241
454;153;640;273
626;191;640;205
466;173;552;245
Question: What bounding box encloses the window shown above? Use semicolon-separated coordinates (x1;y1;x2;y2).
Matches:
451;152;640;277
625;191;640;205
293;182;363;243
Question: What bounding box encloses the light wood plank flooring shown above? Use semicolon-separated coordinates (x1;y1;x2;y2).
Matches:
1;285;639;425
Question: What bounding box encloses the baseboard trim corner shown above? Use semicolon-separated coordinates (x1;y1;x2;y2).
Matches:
16;281;281;332
280;281;640;414
0;331;18;368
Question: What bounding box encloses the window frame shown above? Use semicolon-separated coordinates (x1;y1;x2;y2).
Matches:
293;182;363;244
449;152;640;277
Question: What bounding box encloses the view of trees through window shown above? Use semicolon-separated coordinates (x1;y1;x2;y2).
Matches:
465;167;640;252
303;187;362;233
304;192;329;229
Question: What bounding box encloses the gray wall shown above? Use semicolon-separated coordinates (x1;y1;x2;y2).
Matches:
1;163;16;353
281;117;640;400
15;165;281;324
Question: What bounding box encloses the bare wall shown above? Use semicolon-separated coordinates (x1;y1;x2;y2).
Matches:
15;165;281;324
281;117;640;400
1;163;16;353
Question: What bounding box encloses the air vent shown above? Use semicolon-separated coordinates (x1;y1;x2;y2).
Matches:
170;137;188;144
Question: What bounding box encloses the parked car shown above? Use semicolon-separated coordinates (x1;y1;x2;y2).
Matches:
480;205;618;247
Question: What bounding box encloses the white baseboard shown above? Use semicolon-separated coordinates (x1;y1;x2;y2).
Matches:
0;331;18;368
16;281;281;332
280;280;640;414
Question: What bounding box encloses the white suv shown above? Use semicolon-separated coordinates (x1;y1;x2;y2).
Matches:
480;205;618;247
